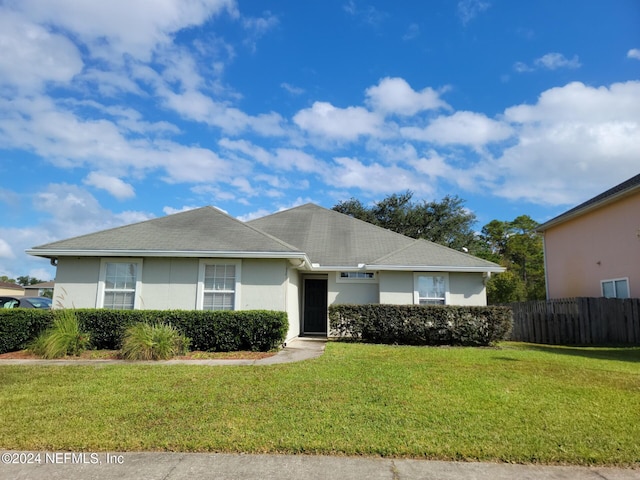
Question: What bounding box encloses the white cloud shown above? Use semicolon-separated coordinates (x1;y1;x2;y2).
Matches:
534;52;581;70
293;101;383;141
281;82;305;95
11;0;236;62
0;9;83;91
0;238;15;258
495;81;640;205
457;0;490;25
627;48;640;60
326;157;433;195
515;52;581;73
163;205;201;215
84;172;135;200
402;111;513;146
365;77;450;116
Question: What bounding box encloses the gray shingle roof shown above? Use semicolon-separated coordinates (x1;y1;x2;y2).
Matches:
29;203;502;271
371;239;502;269
537;172;640;231
248;204;502;270
30;206;302;255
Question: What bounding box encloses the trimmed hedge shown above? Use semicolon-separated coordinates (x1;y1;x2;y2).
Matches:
329;304;513;346
0;309;53;354
0;309;288;353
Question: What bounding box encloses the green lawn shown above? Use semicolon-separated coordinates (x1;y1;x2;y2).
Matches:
0;342;638;466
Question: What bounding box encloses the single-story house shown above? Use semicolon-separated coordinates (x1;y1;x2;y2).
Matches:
0;281;24;297
23;281;55;297
27;203;504;340
537;173;640;299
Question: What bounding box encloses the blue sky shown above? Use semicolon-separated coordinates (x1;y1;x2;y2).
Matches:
1;0;639;281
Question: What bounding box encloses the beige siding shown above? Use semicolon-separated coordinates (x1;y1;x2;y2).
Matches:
241;259;288;311
140;258;198;309
448;272;487;306
378;270;487;306
285;267;301;341
379;271;414;304
53;257;100;308
328;273;379;305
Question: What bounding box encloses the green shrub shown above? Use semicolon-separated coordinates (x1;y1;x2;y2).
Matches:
0;309;287;353
0;309;53;354
329;304;512;346
120;322;190;360
29;310;91;359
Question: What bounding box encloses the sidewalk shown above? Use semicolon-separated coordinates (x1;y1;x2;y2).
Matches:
1;452;638;480
0;337;327;366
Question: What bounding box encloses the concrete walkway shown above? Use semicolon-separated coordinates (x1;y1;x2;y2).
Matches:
1;452;638;480
0;337;327;366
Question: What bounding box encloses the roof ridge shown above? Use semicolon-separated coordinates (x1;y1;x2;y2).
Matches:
253;202;421;243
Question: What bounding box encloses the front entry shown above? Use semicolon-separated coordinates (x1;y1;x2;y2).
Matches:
303;278;328;335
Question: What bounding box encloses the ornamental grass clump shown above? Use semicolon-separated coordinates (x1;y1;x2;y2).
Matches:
29;309;90;359
120;322;190;360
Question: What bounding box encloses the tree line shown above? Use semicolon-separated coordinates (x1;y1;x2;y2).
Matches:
333;191;545;304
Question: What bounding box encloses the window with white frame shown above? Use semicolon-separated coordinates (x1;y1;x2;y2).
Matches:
414;273;448;305
198;260;241;310
337;271;377;283
99;259;142;310
601;278;630;299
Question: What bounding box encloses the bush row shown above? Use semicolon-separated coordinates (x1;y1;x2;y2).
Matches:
329;304;513;346
0;309;288;353
0;309;53;354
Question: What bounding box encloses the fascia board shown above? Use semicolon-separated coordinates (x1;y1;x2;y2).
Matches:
26;249;309;261
364;264;506;273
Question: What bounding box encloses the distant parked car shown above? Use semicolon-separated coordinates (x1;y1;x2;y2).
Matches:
0;296;52;309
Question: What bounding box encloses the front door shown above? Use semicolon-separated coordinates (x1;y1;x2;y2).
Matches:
303;278;328;335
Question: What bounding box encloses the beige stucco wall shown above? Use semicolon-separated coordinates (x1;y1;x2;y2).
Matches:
379;271;414;304
53;257;290;311
239;258;288;311
52;257;100;308
328;273;379;305
285;267;301;341
448;273;487;306
140;258;199;309
543;191;640;299
377;270;487;306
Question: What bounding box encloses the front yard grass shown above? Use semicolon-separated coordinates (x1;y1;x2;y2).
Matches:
0;342;638;466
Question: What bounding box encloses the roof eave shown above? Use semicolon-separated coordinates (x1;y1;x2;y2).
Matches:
364;264;506;273
26;249;308;260
537;184;640;232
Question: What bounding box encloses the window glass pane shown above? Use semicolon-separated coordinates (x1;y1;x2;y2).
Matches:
602;281;614;298
418;275;445;299
204;264;236;292
615;280;629;299
203;292;234;311
104;291;134;310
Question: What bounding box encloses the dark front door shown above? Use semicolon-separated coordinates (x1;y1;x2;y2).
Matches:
303;278;328;335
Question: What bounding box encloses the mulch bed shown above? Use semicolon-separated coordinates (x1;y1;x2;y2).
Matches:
0;350;276;361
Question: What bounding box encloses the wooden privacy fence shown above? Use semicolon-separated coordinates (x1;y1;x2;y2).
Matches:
509;297;640;345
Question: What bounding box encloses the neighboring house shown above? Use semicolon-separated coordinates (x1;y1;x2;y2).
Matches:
27;203;504;340
537;173;640;300
23;281;55;297
0;281;24;296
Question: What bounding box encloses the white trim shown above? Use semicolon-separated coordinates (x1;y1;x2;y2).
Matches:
367;264;505;273
96;258;143;309
413;272;450;305
601;277;630;299
27;249;308;261
196;259;242;310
